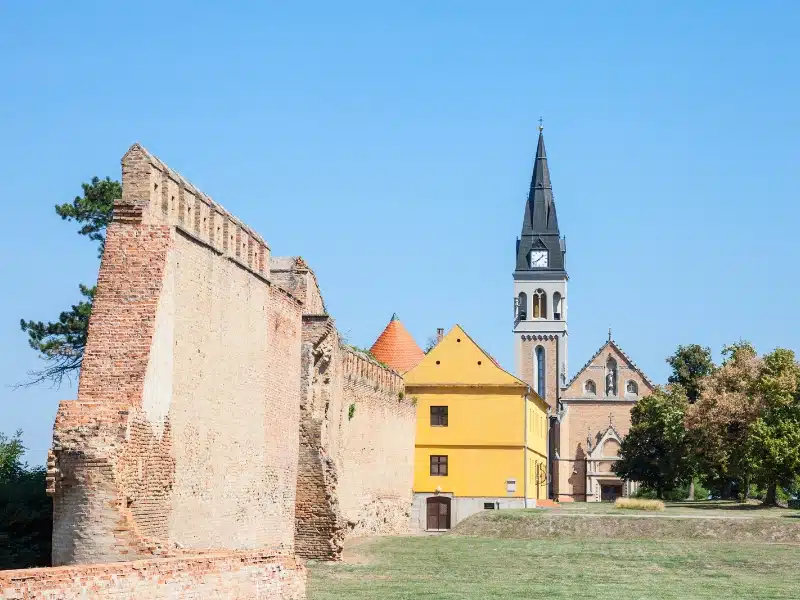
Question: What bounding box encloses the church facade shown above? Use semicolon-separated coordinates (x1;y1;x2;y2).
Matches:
513;126;654;502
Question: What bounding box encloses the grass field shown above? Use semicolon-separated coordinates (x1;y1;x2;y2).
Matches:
308;536;800;600
308;503;800;600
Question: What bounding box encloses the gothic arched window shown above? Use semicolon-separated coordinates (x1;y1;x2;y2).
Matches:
626;380;638;396
584;379;596;396
517;292;527;321
535;346;546;398
532;289;547;319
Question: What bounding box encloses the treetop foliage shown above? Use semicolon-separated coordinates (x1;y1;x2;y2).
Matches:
666;344;714;402
55;176;120;257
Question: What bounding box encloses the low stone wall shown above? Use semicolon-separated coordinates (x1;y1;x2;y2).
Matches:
0;551;305;599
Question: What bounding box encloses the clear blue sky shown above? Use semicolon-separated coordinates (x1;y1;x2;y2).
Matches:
1;1;798;464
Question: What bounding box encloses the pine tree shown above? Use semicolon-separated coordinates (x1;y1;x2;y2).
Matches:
19;177;118;387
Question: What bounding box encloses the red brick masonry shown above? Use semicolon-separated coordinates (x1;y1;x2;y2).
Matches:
0;551;305;600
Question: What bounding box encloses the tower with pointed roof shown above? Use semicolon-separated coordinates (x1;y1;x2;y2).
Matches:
370;313;425;373
513;124;568;410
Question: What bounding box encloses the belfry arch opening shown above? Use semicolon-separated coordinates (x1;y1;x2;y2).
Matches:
532;289;547;319
517;292;527;321
553;292;562;320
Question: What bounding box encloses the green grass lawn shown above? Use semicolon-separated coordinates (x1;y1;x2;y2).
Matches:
308;535;800;600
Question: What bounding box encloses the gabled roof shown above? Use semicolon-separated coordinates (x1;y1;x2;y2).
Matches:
565;338;655;390
369;314;425;373
587;424;623;457
405;325;531;391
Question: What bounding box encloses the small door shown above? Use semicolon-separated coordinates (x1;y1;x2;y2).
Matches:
426;497;451;530
600;484;623;502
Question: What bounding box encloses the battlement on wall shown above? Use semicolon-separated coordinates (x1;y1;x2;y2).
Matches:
120;143;271;282
341;346;405;397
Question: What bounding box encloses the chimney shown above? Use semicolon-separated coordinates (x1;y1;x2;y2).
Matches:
436;328;444;344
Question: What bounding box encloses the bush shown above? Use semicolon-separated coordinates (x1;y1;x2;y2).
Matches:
614;498;665;511
0;469;52;569
0;430;52;569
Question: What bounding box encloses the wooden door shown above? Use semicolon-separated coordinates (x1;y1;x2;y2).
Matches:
601;484;623;502
426;497;451;530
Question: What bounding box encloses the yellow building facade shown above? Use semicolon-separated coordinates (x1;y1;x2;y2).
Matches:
405;325;549;530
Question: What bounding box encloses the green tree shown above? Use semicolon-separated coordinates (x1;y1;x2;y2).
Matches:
666;344;715;403
614;386;693;499
665;344;715;499
0;431;52;569
745;348;800;505
19;177;118;387
685;342;762;499
0;430;24;482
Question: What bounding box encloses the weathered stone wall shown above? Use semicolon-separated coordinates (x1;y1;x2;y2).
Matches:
338;349;415;537
293;313;415;560
47;144;302;567
0;551;305;600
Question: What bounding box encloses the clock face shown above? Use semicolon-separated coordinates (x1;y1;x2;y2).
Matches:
530;250;548;268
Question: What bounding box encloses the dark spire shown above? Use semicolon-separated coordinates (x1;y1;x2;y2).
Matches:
514;124;567;278
526;130;555;233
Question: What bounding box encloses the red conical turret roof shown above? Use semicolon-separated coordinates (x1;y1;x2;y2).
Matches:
370;314;425;373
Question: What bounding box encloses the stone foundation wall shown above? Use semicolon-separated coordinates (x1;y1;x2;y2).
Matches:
294;316;415;560
0;552;305;600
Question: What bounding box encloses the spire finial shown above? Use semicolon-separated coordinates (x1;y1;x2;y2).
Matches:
391;313;398;321
538;116;544;133
608;327;612;342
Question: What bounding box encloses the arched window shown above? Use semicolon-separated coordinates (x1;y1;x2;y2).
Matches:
517;292;527;321
626;380;638;396
584;379;596;396
535;346;546;398
532;289;547;319
553;292;563;320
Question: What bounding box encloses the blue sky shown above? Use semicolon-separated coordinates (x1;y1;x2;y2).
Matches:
1;1;798;463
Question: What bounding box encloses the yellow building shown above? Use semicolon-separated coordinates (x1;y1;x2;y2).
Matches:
405;325;549;530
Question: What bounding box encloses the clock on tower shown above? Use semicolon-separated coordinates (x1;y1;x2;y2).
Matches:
512;126;568;411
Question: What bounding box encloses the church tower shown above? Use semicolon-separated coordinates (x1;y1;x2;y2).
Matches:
513;125;568;410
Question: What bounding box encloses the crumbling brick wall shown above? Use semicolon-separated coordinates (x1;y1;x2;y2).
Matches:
338;349;416;538
47;144;302;567
291;307;415;560
0;551;305;599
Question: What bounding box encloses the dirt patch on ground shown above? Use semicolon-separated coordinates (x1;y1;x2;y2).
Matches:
451;510;800;544
339;536;378;564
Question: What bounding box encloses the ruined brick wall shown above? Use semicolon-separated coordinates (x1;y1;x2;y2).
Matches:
47;144;302;566
293;313;415;560
271;257;326;315
0;551;305;600
338;349;415;537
